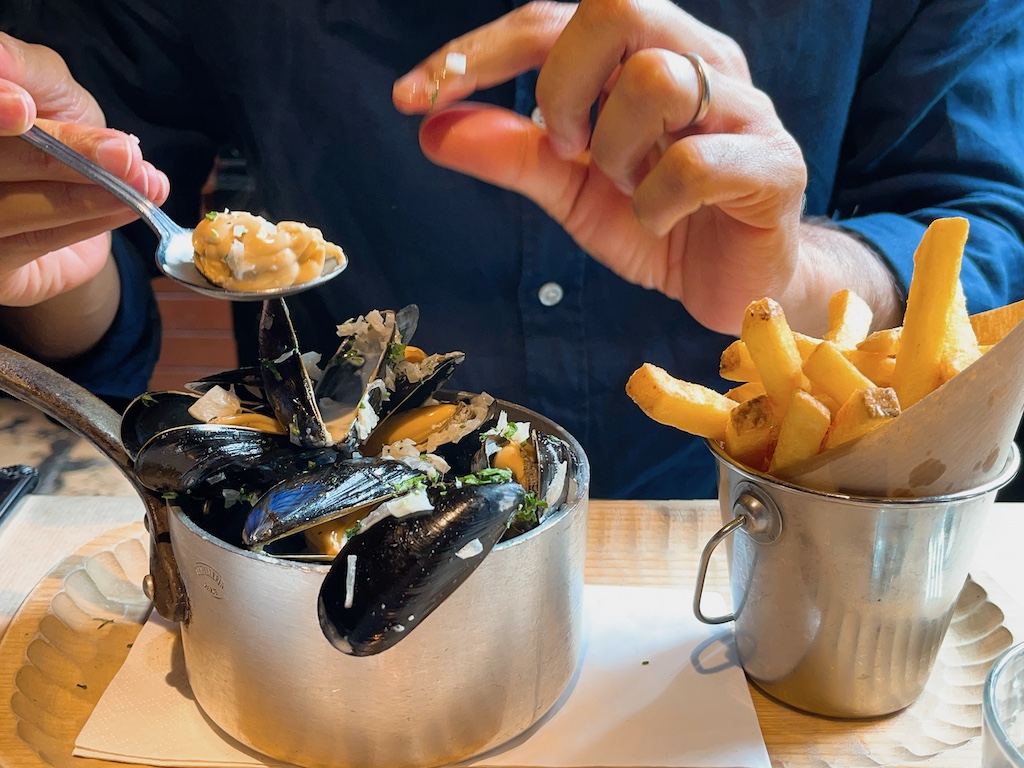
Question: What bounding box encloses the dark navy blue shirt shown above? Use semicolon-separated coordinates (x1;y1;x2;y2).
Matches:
10;0;1024;499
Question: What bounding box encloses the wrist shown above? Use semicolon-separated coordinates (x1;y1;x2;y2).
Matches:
781;218;904;336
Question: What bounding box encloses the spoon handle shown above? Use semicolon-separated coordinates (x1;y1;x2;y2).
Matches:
19;125;178;240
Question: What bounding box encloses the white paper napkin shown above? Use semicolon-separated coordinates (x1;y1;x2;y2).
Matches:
74;585;770;768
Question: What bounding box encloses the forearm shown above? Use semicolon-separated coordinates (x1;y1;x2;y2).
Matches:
779;219;905;338
0;240;120;362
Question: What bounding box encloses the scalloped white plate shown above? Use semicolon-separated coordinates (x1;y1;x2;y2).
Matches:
0;520;1014;768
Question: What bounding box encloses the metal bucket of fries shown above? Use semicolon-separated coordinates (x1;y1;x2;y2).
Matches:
693;439;1020;718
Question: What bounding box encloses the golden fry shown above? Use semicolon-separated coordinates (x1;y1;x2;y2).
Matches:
939;281;982;383
724;394;775;470
844;349;895;387
970;297;1024;346
823;289;873;349
625;363;737;442
823;387;901;451
891;217;970;408
719;340;760;383
803;341;877;405
857;327;901;356
725;381;767;402
741;298;807;417
769;390;831;473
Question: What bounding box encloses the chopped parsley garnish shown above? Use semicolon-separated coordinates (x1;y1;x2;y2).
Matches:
393;475;428;494
508;491;546;528
387;342;408;365
161;491;178;501
140;393;158;406
345;521;362;538
205;211;218;221
458;467;513;486
262;358;283;382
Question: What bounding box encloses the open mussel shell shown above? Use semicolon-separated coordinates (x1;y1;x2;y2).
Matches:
534;431;572;521
186;366;267;406
133;423;337;499
120;391;202;461
318;480;526;656
259;298;331;448
378;351;465;423
241;458;425;552
314;309;396;447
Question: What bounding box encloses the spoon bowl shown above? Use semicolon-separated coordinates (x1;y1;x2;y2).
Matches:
19;125;347;301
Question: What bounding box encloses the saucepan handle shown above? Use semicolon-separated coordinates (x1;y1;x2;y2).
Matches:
0;343;189;622
693;487;782;624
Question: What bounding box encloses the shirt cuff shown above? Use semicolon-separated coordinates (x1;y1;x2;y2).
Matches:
53;232;161;410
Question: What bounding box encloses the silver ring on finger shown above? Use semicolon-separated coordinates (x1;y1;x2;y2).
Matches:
681;52;712;128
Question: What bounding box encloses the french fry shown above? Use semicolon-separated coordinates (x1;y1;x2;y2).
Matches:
793;332;824;359
719;339;760;383
938;281;982;383
741;298;807;417
724;394;775;470
625;363;737;442
823;387;900;451
970;297;1024;346
768;390;831;473
823;289;873;349
725;381;767;402
857;327;901;356
891;217;970;408
803;341;877;406
844;349;895;387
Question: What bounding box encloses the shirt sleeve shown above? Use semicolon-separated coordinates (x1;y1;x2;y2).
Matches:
49;233;162;410
833;1;1024;314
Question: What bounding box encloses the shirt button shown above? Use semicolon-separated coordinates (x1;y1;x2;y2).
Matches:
530;106;546;128
538;281;563;307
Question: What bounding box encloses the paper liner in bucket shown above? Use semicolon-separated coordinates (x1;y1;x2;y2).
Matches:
777;303;1024;497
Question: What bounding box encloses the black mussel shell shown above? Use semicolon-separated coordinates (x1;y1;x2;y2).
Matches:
395;304;419;345
534;431;572;522
186;366;267;406
318;480;526;656
259;298;331;448
378;351;465;424
120;391;201;461
314;310;396;445
242;458;425;549
134;423;337;499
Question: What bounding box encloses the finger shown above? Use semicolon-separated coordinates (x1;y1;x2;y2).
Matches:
0;159;168;238
419;102;588;226
393;1;577;114
0;213;138;276
631;133;805;237
0;120;148;183
536;0;751;157
0;32;105;126
420;102;661;262
0;78;35;134
592;49;764;194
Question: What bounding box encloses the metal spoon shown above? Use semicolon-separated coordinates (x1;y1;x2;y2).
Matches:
19;125;347;301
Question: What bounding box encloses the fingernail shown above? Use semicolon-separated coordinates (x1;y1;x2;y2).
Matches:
393;72;431;110
95;136;133;176
0;90;32;133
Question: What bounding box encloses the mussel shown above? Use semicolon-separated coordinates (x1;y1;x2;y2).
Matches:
318;479;526;656
120;298;578;655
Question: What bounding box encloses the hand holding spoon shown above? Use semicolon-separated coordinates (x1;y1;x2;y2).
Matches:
19;125;347;301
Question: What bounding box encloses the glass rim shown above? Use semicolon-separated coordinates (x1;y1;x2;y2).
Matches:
984;641;1024;766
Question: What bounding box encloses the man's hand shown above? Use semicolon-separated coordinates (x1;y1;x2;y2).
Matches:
393;0;901;336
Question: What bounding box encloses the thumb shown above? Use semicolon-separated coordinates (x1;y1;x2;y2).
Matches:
418;103;588;227
0;32;105;134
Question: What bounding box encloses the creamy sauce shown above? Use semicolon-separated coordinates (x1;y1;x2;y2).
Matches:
192;210;345;291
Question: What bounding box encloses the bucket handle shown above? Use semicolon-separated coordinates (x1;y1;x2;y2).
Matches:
693;485;782;624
